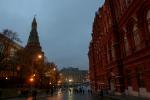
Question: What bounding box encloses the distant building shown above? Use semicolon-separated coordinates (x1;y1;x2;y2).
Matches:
60;67;88;85
89;0;150;98
45;62;59;85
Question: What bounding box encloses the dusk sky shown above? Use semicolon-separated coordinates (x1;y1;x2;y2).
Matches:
0;0;104;70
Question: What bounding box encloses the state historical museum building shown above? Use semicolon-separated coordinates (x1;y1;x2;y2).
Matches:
88;0;150;98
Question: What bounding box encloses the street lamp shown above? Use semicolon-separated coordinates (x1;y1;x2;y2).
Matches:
37;54;44;88
53;68;56;71
38;54;42;59
68;79;73;87
30;77;34;82
29;73;35;83
69;79;73;82
30;54;43;87
29;76;34;92
49;82;52;85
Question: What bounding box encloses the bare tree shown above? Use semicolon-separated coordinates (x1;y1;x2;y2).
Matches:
2;29;22;43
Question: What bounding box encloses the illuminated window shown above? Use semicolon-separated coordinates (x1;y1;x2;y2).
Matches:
10;48;16;57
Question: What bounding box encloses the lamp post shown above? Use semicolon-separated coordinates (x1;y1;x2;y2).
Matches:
37;54;42;59
37;54;43;88
69;79;73;87
30;77;34;83
30;54;43;88
29;75;35;92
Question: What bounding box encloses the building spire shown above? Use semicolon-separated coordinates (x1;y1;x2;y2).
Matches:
32;16;37;30
26;17;41;50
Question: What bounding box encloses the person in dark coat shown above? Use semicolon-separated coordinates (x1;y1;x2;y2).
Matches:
46;89;49;94
32;90;37;100
100;89;104;99
50;88;54;96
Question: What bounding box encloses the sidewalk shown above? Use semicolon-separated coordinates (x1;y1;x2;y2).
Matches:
92;90;150;100
106;95;150;100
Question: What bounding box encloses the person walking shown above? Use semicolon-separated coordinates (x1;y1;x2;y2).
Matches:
32;90;37;100
100;89;104;99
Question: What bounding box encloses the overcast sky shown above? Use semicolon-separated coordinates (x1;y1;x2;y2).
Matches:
0;0;104;70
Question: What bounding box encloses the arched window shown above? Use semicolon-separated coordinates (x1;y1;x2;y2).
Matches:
107;44;110;63
125;0;133;7
10;48;16;57
124;34;130;55
136;66;145;87
146;10;150;33
133;24;141;50
111;43;115;60
126;69;131;86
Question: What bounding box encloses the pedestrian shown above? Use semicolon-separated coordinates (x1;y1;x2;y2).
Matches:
76;88;78;94
69;88;71;93
79;88;82;94
100;89;103;99
50;88;54;96
32;90;37;100
82;89;84;94
0;90;2;97
88;89;89;93
46;89;49;94
90;89;92;95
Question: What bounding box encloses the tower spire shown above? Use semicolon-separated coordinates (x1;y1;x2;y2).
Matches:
26;17;41;50
32;15;37;30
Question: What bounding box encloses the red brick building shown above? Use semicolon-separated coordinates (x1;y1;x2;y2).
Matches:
88;0;150;97
0;33;23;87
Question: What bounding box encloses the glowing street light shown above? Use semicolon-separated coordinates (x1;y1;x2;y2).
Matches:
38;54;42;59
17;66;20;71
33;74;36;77
69;79;73;82
30;77;34;82
58;80;61;84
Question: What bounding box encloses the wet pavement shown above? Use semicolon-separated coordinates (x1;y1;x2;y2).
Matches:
6;89;111;100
